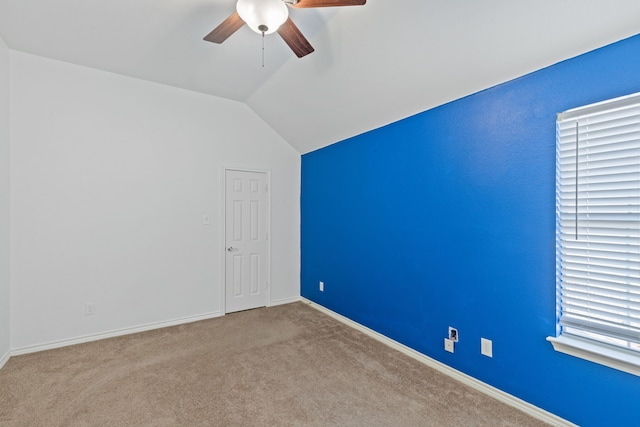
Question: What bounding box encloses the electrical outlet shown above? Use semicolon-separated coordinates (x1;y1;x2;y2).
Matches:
84;303;95;316
481;338;493;357
448;327;458;342
444;338;455;353
319;281;324;292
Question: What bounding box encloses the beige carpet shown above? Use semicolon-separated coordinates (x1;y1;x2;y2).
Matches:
0;302;550;426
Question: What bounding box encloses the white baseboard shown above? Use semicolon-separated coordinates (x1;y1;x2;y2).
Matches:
0;350;9;370
302;298;575;427
268;295;301;307
10;311;223;357
6;299;302;362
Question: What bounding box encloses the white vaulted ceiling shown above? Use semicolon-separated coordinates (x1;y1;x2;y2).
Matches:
1;0;639;153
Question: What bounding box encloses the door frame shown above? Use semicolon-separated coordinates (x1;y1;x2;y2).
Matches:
220;167;271;315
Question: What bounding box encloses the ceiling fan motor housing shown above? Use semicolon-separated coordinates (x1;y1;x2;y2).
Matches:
236;0;289;35
204;0;366;58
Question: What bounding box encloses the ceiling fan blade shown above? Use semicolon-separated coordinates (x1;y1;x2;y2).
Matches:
203;11;245;44
291;0;366;8
277;17;315;58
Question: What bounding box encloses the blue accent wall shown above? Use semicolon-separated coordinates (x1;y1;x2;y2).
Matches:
301;34;640;426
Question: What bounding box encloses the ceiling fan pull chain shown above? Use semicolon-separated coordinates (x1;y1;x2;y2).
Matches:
258;25;268;68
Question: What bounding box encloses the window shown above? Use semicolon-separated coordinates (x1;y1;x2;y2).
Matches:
548;92;640;376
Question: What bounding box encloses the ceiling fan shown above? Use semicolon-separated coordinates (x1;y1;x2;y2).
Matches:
203;0;366;58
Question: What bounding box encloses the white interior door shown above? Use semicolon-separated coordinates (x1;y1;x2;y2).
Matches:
224;169;269;313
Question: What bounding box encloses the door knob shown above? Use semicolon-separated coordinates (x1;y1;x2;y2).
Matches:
227;247;239;252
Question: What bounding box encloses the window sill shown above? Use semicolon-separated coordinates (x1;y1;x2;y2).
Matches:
547;335;640;377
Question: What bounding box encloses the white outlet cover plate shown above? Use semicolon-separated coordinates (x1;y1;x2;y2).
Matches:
481;338;493;357
444;338;454;353
84;303;95;316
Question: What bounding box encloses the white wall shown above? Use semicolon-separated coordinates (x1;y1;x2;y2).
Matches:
10;51;300;351
0;36;10;363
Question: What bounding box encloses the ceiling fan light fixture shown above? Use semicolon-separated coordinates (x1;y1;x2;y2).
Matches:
236;0;289;35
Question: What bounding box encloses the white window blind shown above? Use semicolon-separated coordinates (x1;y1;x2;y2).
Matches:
556;92;640;354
